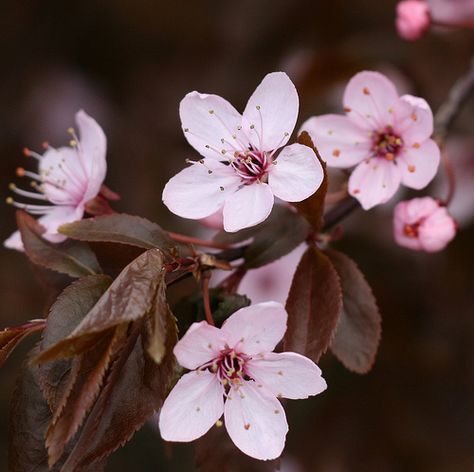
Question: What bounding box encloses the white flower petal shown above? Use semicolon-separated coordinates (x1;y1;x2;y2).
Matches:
4;230;24;252
75;110;107;202
40;147;88;206
398;139;440;190
343;71;399;130
393;95;434;145
246;352;327;400
173;321;228;370
39;206;84;239
268;143;324;202
224;382;288;460
348;158;402;210
221;302;287;355
299;114;372;168
243;72;298;152
180;92;247;160
159;371;224;442
163;160;239;220
222;182;274;232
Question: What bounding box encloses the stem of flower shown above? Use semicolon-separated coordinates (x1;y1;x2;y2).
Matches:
434;56;474;142
440;150;456;206
201;272;215;326
322;196;360;231
431;19;474;30
168;231;232;250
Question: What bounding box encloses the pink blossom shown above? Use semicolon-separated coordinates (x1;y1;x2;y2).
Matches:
158;302;326;460
162;72;324;232
396;1;431;40
429;0;474;25
300;71;441;210
4;110;107;251
393;197;456;252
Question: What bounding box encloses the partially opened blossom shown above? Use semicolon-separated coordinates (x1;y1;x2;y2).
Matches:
396;0;430;40
162;72;324;232
300;71;440;210
4;110;107;251
159;302;326;460
393;197;456;252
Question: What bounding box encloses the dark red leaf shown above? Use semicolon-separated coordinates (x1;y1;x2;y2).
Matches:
8;348;106;472
293;131;328;232
36;249;165;362
38;274;113;411
17;211;102;278
59;318;178;471
0;319;45;367
284;245;342;362
59;213;177;257
325;249;382;374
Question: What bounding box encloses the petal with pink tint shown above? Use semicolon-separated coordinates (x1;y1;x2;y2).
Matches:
396;0;430;41
159;370;224;442
42;205;85;237
242;72;298;152
344;71;399;130
268;143;324;202
3;230;23;251
75;110;107;202
173;321;228;370
418;207;456;252
394;95;434;144
162;160;239;220
180;92;247;160
40;147;88;206
224;382;288;460
222;182;274;232
246;352;327;400
398;138;440;189
348;158;402;209
299;114;372;168
199;208;224;230
221;302;287;355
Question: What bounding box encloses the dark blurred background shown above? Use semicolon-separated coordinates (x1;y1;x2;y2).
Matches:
1;1;473;471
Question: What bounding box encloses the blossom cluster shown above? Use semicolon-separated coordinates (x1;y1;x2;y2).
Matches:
3;67;459;461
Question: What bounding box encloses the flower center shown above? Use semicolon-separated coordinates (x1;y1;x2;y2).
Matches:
372;127;404;161
230;150;270;184
403;222;420;238
210;348;251;388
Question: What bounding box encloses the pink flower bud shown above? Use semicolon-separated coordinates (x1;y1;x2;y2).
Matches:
396;0;431;41
393;197;456;252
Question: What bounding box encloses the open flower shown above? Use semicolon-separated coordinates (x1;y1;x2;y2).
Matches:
300;71;440;210
158;302;326;460
396;0;430;40
162;72;324;232
393;197;456;252
4;110;107;251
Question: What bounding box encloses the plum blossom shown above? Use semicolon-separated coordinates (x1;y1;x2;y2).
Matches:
393;197;456;252
158;302;326;460
4;110;107;251
300;71;441;210
396;0;430;40
162;72;324;232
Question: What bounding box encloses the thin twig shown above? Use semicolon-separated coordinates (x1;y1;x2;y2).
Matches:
168;231;231;250
434;57;474;142
201;272;215;326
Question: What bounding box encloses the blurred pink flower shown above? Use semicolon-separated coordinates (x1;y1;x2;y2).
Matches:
429;0;474;25
301;71;440;210
239;244;306;305
396;0;430;40
159;302;326;460
393;197;456;252
4;110;107;251
162;72;324;232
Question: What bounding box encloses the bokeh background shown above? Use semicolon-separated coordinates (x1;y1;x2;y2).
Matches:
1;1;473;471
